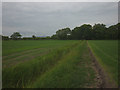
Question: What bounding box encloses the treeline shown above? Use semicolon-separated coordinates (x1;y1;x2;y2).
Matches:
2;23;119;40
2;36;51;40
2;32;51;40
51;23;119;40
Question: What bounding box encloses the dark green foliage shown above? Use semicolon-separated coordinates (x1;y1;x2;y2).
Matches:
71;24;92;40
92;24;106;40
22;37;33;40
56;27;71;40
107;24;118;40
51;34;58;39
10;32;22;40
53;23;119;40
2;36;9;40
3;23;119;40
23;36;51;40
32;35;36;40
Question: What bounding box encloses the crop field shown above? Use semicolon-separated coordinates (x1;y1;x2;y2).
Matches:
88;40;118;86
2;40;118;88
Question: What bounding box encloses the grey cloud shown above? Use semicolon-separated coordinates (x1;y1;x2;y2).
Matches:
2;2;118;36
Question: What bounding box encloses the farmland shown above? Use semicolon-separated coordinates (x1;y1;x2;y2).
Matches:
88;40;118;86
2;40;118;88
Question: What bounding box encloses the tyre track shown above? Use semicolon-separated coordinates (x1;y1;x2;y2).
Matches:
87;41;117;88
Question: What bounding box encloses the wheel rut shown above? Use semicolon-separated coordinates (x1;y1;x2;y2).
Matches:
87;41;117;88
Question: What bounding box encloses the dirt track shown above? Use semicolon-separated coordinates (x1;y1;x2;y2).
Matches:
87;41;117;88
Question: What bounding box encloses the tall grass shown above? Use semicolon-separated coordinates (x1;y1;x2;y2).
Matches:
31;41;96;88
3;42;79;88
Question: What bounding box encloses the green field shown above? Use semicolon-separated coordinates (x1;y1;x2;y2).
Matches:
88;40;118;85
2;40;118;88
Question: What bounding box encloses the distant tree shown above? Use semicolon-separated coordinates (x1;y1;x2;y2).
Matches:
56;28;71;40
52;23;119;40
10;32;22;40
46;36;51;39
51;34;58;39
67;33;72;40
2;36;9;40
71;24;92;40
32;35;36;38
23;37;32;40
92;24;106;40
32;35;36;40
80;24;92;40
107;23;119;40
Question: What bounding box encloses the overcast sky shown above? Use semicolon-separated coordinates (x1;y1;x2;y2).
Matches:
2;2;118;37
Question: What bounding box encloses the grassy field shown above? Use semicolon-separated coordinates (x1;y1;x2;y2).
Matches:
2;40;77;68
88;40;118;85
2;40;118;88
